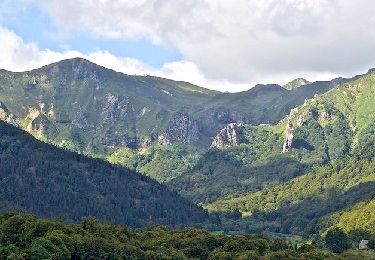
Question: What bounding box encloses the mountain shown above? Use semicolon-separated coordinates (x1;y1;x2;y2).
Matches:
1;58;374;240
282;78;310;90
0;58;339;157
192;69;375;237
0;120;208;228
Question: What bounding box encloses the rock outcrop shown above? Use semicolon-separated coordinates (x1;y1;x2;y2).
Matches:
211;123;245;150
282;119;294;153
163;112;199;144
101;94;131;123
0;101;18;126
158;134;171;146
30;114;50;132
282;78;310;90
100;93;137;148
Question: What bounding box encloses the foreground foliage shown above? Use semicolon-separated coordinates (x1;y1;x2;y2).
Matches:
1;213;369;260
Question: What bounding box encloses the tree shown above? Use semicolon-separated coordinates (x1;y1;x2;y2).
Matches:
325;228;351;253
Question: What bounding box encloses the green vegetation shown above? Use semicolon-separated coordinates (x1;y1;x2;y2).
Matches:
0;120;208;228
2;58;375;253
0;58;336;158
199;72;375;238
169;97;355;204
1;213;370;259
107;144;201;183
325;228;351;253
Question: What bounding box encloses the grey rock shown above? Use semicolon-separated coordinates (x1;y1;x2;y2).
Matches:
211;123;245;150
164;111;199;144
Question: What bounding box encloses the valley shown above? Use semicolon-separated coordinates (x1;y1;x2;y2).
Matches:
0;59;375;258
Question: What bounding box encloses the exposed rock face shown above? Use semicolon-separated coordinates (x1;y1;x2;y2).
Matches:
283;78;310;90
158;134;171;146
211;123;245;150
318;110;331;122
297;115;305;127
164;112;199;144
100;93;137;148
101;94;131;123
26;108;42;132
72;106;90;129
139;136;152;149
0;101;18;126
30;114;50;132
282;119;294;153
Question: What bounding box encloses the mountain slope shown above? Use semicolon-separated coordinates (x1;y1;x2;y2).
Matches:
0;58;218;152
0;58;339;156
184;70;375;237
0;120;208;228
169;69;375;205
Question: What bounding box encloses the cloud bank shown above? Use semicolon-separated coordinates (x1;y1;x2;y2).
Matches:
2;0;375;91
0;26;251;91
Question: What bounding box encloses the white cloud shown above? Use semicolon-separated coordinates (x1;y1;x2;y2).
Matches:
28;0;375;86
0;26;250;91
0;26;81;71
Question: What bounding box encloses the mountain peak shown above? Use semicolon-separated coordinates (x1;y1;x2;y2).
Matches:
41;57;100;72
282;78;310;90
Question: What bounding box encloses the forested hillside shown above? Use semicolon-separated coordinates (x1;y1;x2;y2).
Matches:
197;70;375;239
103;69;375;204
0;120;208;228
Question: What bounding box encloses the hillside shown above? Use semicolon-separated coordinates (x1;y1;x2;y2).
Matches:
190;70;375;237
0;120;208;228
1;58;374;239
168;69;375;203
0;58;338;157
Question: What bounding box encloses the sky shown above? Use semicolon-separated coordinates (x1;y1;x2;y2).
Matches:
1;0;375;92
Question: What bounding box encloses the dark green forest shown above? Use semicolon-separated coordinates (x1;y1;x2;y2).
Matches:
0;120;208;228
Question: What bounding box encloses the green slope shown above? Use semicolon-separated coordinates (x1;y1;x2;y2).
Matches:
0;120;208;228
194;71;375;236
170;70;375;205
325;197;375;235
0;58;337;155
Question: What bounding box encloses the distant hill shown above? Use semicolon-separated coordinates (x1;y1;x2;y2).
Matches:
0;120;208;228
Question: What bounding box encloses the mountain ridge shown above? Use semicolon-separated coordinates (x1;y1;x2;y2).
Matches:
0;57;343;154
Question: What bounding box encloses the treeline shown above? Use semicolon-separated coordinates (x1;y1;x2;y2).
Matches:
1;213;368;260
0;121;208;228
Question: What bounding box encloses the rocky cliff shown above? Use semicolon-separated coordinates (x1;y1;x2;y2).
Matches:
282;119;294;153
211;123;245;149
0;101;17;126
283;78;310;90
163;111;199;145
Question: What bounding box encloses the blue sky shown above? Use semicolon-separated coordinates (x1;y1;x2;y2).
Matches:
0;1;181;68
1;0;375;92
